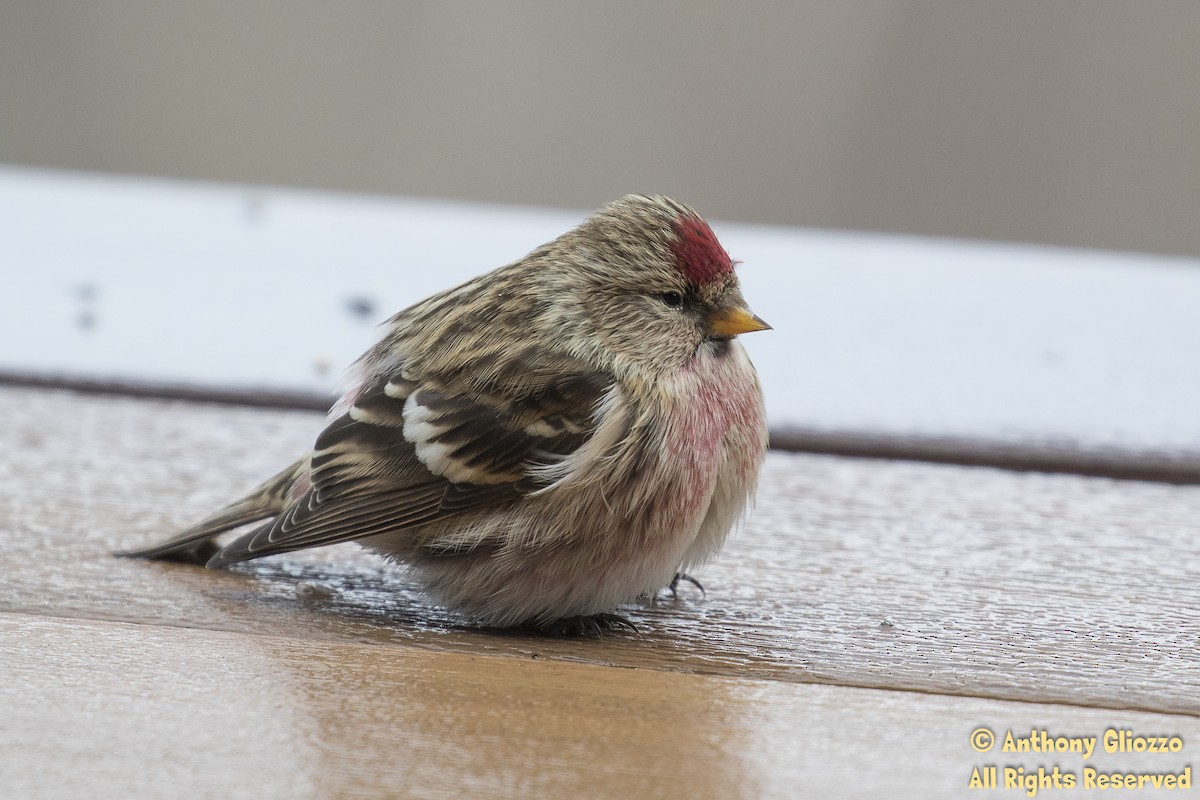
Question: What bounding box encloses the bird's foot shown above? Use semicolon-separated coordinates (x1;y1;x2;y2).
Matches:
533;613;639;637
663;572;706;600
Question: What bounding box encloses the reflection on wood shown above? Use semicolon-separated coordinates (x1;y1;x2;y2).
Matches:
6;615;1200;800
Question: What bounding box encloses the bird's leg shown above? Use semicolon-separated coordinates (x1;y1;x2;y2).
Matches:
531;613;639;637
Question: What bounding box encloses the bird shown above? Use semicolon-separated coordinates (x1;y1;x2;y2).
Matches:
119;194;770;635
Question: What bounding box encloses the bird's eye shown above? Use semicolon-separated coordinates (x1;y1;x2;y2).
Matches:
660;291;684;308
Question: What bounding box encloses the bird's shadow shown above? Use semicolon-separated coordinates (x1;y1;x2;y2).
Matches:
224;555;708;643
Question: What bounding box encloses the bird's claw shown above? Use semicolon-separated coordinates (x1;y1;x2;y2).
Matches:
665;572;705;599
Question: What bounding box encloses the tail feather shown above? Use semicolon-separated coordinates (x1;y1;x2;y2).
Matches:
115;457;308;564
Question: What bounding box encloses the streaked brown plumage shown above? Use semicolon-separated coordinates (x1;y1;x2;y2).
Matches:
120;195;769;633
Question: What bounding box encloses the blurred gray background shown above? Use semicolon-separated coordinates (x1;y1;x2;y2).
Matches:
2;1;1198;256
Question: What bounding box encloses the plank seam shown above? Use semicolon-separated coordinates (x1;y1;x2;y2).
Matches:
4;371;1198;485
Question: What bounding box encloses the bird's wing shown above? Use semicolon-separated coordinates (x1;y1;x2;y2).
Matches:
206;354;614;566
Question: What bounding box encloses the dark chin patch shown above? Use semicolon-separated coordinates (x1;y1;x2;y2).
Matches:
670;216;733;285
701;337;733;358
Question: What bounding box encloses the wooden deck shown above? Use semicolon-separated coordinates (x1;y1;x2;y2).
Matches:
4;384;1199;798
3;169;1198;798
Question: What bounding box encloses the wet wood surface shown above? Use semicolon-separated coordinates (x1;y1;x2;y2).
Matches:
4;385;1200;798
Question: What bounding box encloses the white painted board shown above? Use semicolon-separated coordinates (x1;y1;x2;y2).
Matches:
2;166;1198;454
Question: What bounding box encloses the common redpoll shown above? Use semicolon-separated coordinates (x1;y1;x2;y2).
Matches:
120;195;770;634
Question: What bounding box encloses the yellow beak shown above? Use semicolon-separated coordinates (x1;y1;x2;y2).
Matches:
709;307;772;337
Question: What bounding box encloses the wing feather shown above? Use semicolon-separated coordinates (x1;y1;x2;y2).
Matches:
205;353;613;567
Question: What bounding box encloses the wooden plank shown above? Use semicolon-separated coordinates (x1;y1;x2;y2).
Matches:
3;167;1200;471
5;614;1199;800
3;385;1199;716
